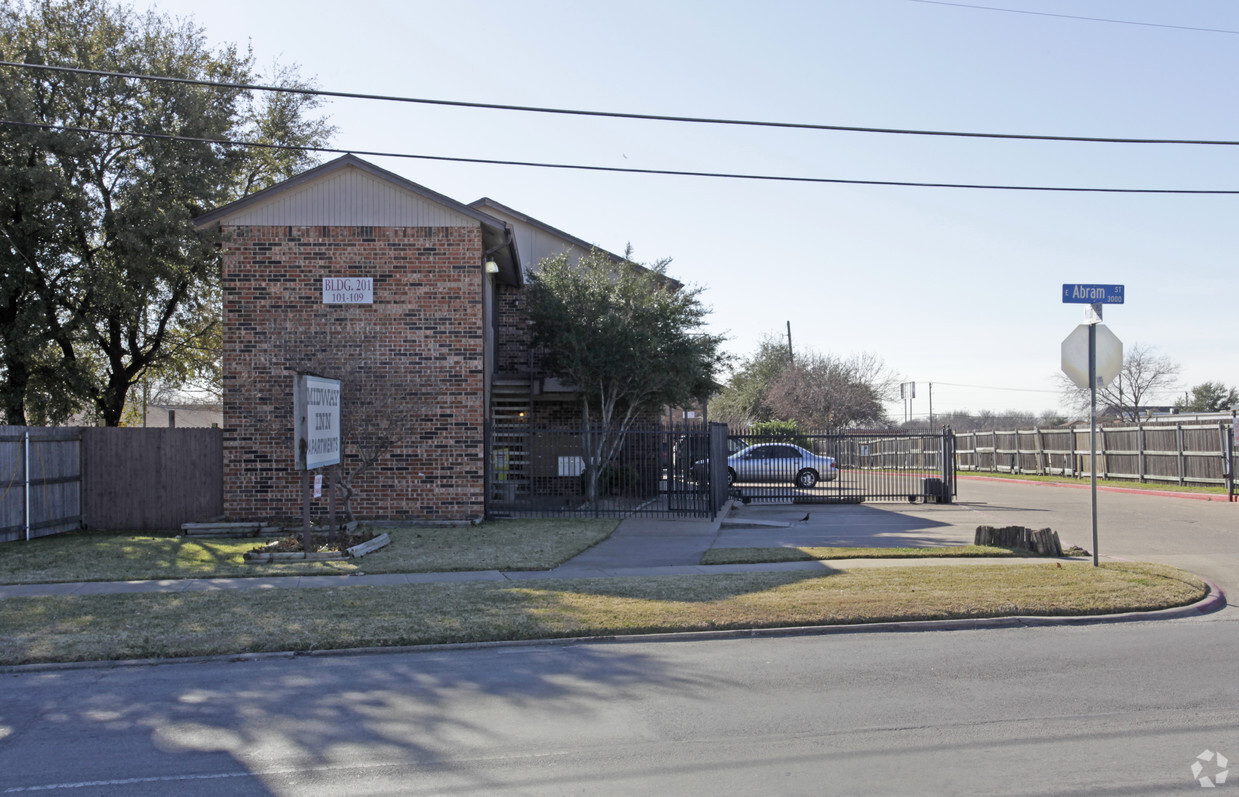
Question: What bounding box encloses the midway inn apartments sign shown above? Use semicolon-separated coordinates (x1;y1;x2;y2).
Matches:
294;374;342;471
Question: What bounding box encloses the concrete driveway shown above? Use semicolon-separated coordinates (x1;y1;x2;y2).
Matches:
720;477;1238;595
719;501;976;549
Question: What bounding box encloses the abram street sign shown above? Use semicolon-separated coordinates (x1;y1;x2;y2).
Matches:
1062;284;1124;304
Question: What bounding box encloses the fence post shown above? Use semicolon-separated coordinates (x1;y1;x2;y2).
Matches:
709;422;728;517
941;427;954;503
1220;422;1232;501
1137;421;1145;484
23;430;30;542
1229;421;1235;502
1176;424;1186;486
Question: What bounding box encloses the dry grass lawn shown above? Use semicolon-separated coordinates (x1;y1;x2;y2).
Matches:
0;519;618;585
0;562;1205;666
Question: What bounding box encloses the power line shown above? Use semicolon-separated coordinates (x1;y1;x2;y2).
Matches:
4;60;1239;147
5;118;1239;195
905;0;1239;36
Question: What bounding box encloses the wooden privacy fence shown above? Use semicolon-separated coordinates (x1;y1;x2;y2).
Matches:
0;427;83;543
956;422;1236;492
82;428;222;531
0;426;223;541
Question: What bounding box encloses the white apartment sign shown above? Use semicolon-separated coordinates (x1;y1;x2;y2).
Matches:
294;374;342;470
322;277;373;304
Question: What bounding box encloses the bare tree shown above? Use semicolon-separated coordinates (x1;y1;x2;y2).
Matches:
250;315;434;523
764;351;898;429
1057;342;1180;418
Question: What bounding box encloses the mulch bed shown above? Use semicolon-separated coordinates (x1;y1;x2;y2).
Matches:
250;529;376;555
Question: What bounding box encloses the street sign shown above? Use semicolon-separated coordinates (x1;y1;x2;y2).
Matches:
1063;284;1124;304
1062;324;1122;389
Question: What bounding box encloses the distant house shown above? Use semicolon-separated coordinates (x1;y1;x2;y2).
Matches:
194;154;629;521
140;404;222;428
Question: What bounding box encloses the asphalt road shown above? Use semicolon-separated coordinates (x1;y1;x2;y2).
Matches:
1;618;1236;795
1;479;1235;796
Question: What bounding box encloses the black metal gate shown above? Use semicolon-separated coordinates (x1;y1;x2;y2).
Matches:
485;422;729;519
722;428;956;504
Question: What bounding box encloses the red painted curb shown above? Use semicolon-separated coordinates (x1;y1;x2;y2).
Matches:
957;474;1236;503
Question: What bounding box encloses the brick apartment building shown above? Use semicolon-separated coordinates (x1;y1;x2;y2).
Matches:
195;155;625;522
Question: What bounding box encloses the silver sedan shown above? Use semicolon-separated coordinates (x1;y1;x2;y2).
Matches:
727;443;838;488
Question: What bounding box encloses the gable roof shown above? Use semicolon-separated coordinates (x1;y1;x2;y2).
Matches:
468;197;628;265
194;155;523;285
469;197;680;289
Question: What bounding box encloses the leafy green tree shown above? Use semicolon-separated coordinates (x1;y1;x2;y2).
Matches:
1174;382;1239;413
709;334;791;426
0;0;332;425
527;247;726;501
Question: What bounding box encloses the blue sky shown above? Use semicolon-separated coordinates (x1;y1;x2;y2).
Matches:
145;0;1239;420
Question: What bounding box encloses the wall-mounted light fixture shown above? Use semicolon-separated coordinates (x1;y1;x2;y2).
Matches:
485;259;500;274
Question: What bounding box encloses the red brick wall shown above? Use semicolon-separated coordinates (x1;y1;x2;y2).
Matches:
221;224;486;521
494;283;530;376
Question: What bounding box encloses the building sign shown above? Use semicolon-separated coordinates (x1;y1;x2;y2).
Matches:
322;277;373;304
294;374;342;470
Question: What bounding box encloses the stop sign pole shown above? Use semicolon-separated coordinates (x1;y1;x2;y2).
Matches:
1062;285;1125;567
1087;322;1099;567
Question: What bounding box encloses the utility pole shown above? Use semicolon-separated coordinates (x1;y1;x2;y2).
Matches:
786;320;793;365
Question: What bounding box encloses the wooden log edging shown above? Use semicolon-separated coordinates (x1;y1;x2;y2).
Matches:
974;525;1063;557
347;533;390;558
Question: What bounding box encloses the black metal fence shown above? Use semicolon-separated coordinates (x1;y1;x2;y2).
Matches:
484;423;953;517
485;422;728;519
723;428;957;504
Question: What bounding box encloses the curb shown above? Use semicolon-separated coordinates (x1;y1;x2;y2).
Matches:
0;577;1224;675
957;474;1236;502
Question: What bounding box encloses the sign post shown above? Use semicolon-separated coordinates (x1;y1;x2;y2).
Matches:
1062;285;1124;566
295;374;342;553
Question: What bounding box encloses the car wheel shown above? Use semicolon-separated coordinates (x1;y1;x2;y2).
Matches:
795;469;818;489
727;468;736;486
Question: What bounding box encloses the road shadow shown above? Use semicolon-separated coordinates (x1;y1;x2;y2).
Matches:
1;641;755;794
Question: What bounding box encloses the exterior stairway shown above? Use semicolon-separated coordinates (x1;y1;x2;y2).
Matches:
489;380;533;501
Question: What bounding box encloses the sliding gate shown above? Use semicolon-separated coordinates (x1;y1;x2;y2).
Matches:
724;428;956;504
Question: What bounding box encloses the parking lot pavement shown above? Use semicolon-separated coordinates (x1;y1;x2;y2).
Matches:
717;501;980;549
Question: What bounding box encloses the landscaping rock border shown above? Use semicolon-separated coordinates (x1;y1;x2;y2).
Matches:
241;532;390;564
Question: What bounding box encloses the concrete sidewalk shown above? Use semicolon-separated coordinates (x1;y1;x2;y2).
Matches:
0;503;1081;600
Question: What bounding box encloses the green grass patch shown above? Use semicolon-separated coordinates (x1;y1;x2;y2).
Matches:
960;470;1228;494
0;562;1205;665
0;519;618;585
701;545;1023;565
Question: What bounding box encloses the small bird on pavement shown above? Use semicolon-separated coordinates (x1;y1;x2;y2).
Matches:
800;513;810;522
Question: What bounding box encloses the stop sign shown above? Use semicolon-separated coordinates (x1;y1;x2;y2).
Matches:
1061;323;1123;389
